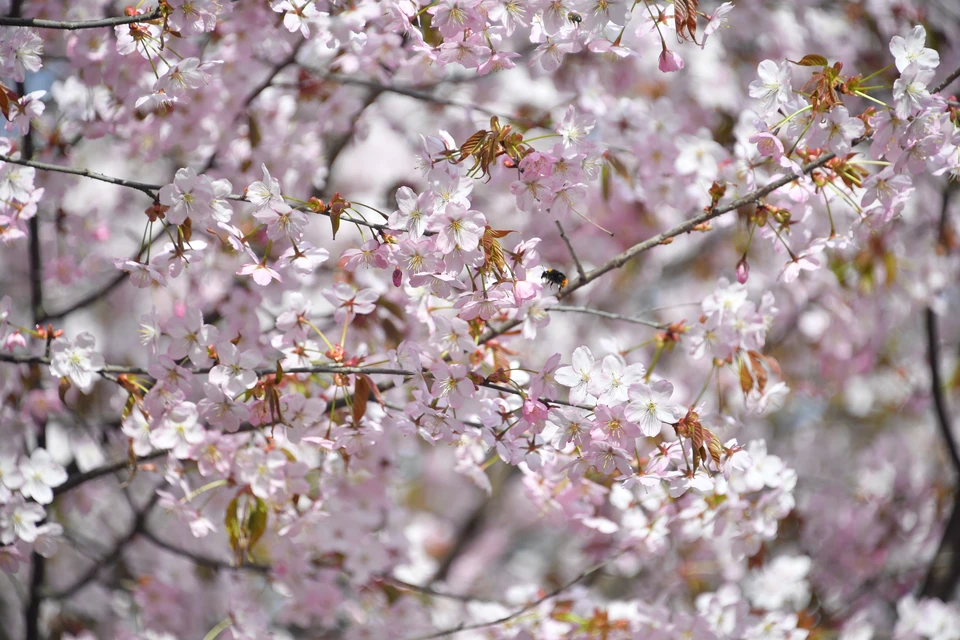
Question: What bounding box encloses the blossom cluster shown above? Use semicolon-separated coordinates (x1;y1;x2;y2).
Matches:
1;1;959;639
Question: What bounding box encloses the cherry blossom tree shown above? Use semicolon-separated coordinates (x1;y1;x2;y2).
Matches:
1;1;960;639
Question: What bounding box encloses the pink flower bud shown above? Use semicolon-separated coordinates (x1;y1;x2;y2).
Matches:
392;267;403;288
736;256;750;284
658;48;685;73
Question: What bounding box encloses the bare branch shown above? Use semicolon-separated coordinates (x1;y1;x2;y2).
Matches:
0;8;161;30
550;305;666;329
406;551;623;640
921;182;960;600
554;220;586;283
200;41;305;174
140;528;270;574
381;576;504;604
41;225;168;322
0;154;161;198
45;492;160;599
53;450;166;498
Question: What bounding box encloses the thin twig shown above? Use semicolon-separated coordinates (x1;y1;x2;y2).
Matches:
550;305;666;329
380;576;505;604
0;154;161;198
0;155;389;232
139;528;270;573
41;225;168;322
0;353;412;377
0;7;161;30
53;450;166;498
926;315;960;472
406;551;623;640
554;220;586;283
200;41;305;174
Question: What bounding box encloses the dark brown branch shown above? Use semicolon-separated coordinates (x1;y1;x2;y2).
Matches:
921;183;960;600
0;8;161;30
11;12;46;629
53;449;166;498
139;528;270;573
0;154;161;198
46;492;160;599
42;225;168;322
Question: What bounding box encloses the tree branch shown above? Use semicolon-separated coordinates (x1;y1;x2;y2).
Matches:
46;492;160;599
550;305;666;329
41;225;168;322
0;8;161;30
53;450;166;498
554;220;586;283
200;41;305;174
407;551;623;640
139;528;270;573
0;154;161;199
920;182;960;600
473;60;960;350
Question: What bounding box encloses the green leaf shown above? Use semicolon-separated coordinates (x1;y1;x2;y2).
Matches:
225;491;269;565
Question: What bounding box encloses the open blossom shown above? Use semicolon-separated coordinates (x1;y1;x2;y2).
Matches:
17;448;67;505
557;106;596;148
167;308;219;367
749;59;792;113
589;355;646;406
237;448;287;499
49;332;105;393
209;342;260;396
555;346;596;405
1;28;43;81
807;106;865;155
893;63;935;118
238;258;282;286
122;407;154;456
624;380;684;437
0;497;45;544
273;0;323;37
389;186;436;237
889;25;939;72
159;167;214;226
247;164;285;210
155;57;219;98
430;362;475;409
427;204;485;253
430;0;485;38
5;90;45;135
323;284;379;323
150;402;204;459
254;201;307;241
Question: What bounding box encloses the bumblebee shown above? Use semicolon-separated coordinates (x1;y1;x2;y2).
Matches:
567;11;583;24
542;268;568;290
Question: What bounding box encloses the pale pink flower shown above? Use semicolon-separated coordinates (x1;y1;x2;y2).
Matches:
49;332;105;393
17;449;66;505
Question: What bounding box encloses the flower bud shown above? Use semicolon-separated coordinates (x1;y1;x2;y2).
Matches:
736;256;750;284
